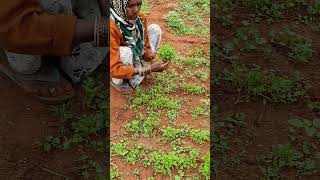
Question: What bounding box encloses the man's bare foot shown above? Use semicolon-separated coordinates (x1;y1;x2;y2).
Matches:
110;81;133;95
0;61;74;104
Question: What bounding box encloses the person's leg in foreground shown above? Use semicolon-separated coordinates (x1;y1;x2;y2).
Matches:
60;0;108;83
0;0;109;104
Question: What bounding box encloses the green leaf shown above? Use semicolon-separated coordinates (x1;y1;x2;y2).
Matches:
303;119;312;127
313;118;320;129
158;44;176;61
306;127;317;137
288;118;304;128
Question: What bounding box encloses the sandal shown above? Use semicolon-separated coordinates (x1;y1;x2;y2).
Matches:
0;60;75;104
110;80;133;95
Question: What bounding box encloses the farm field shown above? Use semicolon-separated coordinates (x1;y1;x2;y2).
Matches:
0;52;107;178
110;0;210;179
213;0;320;179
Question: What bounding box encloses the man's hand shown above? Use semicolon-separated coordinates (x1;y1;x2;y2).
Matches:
133;61;169;76
144;52;157;63
144;53;156;61
150;61;169;72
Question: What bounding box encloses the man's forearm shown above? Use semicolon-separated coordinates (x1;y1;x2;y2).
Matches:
73;19;95;46
73;17;108;47
0;1;108;55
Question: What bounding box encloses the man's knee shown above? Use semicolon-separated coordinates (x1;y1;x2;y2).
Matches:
147;24;162;53
40;0;73;15
148;24;162;35
119;47;133;65
6;52;41;74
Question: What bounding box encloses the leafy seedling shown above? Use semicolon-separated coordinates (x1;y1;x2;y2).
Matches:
158;44;176;62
